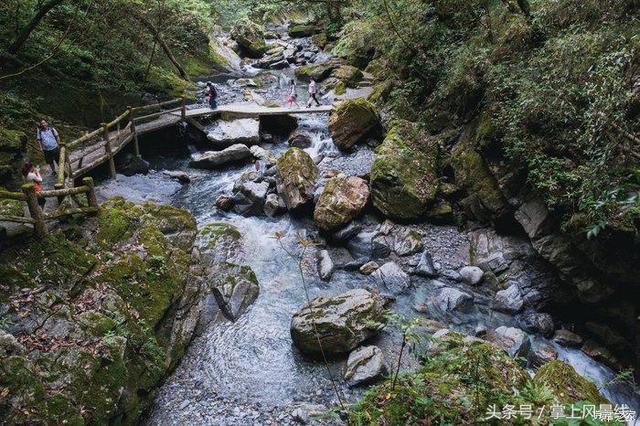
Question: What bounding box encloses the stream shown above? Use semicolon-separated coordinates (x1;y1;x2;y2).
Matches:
91;29;640;425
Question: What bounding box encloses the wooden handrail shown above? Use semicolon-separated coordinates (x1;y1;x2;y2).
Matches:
133;106;181;123
45;206;98;220
38;185;90;198
105;109;130;129
0;215;35;224
0;190;27;201
131;98;181;113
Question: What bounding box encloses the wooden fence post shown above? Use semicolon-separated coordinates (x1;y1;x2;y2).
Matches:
83;177;98;211
102;123;116;179
22;183;47;239
56;144;66;187
129;107;141;158
181;96;186;120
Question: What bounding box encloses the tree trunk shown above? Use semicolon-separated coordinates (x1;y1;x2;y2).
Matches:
7;0;66;55
134;12;189;81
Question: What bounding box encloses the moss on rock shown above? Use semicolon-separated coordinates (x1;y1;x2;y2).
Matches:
0;198;202;424
328;98;382;151
370;120;440;220
534;360;609;405
333;65;363;88
230;20;268;58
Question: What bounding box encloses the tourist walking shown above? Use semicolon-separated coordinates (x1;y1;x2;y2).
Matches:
36;119;60;174
307;78;321;107
206;82;218;109
22;162;45;208
287;79;301;108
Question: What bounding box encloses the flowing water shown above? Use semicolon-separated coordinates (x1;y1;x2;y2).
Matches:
92;38;640;425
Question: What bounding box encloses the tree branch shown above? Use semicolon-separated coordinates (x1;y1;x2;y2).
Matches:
7;0;67;55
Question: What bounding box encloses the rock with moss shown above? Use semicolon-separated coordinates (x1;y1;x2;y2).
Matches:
276;148;319;211
367;80;394;105
349;329;610;424
290;289;386;356
294;62;337;82
450;127;508;223
0;198;205;424
333;65;363;88
534;360;609;405
0;128;27;191
370;120;439;220
313;176;370;232
328;98;382;151
288;23;318;38
230;20;268;58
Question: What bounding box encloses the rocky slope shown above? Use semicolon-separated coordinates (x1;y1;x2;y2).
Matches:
0;198;211;424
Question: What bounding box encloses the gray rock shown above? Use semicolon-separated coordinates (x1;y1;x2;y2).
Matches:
393;228;423;256
332;222;362;242
493;326;531;358
372;262;410;296
250;145;277;165
290;403;328;425
264;193;286;217
117;153;149;176
492;282;524;314
530;342;558;368
553;329;583;347
162;170;191;183
359;261;379;275
207;119;260;147
290;289;386;355
0;331;25;357
413;250;437;278
288;131;313;148
474;324;488;337
433;287;474;314
343;345;387;387
518;312;554;337
215;194;235;211
459;266;484;286
317;250;334;281
211;263;260;321
233;180;270;216
191;144;253;169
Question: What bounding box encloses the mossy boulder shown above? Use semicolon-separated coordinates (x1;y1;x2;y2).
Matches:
230;20;268;58
328;98;382;151
0;198;204;424
368;80;394;105
314;176;370;232
370;120;440;220
311;33;328;48
450;127;509;224
350;331;610;425
333;65;363;88
288;24;318;38
290;289;386;356
276;148;319;211
534;360;609;405
294;62;336;82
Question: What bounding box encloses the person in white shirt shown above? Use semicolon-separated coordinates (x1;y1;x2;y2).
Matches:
307;78;321;107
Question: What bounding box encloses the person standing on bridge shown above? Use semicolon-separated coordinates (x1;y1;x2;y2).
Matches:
36;119;61;174
287;79;301;109
22;162;46;208
306;78;321;108
206;82;218;109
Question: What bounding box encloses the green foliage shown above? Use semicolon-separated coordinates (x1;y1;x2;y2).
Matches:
342;0;640;233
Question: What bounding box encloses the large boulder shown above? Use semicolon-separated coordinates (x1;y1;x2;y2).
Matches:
190;144;252;169
370;120;439;220
491;282;524;314
343;345;387;387
432;287;474;315
333;65;363;88
211;262;260;321
288;130;313;148
534;360;609;404
290;289;386;356
493;326;531;358
288;23;318;38
313;176;369;232
294;62;336;82
328;98;382;151
230;20;267;58
207;119;260;148
276;148;319;211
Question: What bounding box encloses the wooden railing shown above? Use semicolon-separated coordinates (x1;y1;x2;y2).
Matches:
0;177;99;239
55;97;186;185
